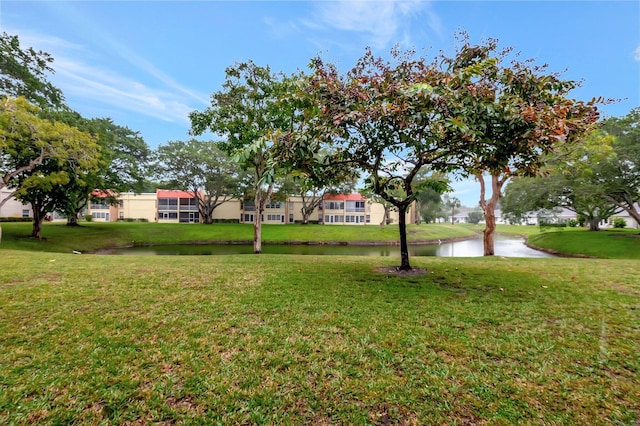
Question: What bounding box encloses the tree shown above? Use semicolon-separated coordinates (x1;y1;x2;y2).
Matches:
190;62;291;252
599;108;640;226
501;131;621;231
35;112;151;225
2;100;100;238
412;169;448;224
154;139;243;224
297;48;466;270
444;195;461;224
444;36;599;254
1;97;92;207
279;173;356;225
467;211;484;225
0;32;64;109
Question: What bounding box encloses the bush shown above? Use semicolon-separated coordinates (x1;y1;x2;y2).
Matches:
539;222;567;228
567;219;579;228
0;217;32;222
84;214;93;222
613;217;626;229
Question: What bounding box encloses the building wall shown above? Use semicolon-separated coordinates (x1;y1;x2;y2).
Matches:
117;193;157;222
212;199;242;222
0;188;31;218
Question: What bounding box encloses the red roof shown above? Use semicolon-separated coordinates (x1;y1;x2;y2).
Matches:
157;189;196;198
323;193;365;201
91;189;116;198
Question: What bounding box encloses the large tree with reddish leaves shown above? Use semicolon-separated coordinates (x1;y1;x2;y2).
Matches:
442;37;600;255
296;48;471;270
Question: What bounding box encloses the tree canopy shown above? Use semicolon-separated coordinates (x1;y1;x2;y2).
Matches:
154;139;244;224
190;61;293;252
0;32;64;109
440;36;599;254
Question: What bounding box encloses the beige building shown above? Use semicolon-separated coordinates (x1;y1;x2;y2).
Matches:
0;188;32;219
87;190;415;226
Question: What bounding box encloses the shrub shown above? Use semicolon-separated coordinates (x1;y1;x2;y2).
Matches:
613;217;626;229
567;219;579;228
0;217;32;222
84;214;93;222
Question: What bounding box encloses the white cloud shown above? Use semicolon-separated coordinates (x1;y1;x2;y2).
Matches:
54;57;193;124
635;45;640;61
5;26;206;125
310;0;435;49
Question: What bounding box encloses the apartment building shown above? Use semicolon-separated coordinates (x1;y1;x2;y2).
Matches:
86;190;412;225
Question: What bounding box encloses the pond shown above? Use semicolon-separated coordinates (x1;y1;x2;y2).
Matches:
100;235;554;258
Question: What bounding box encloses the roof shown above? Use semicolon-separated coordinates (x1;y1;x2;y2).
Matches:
157;189;196;199
91;189;116;198
323;193;365;201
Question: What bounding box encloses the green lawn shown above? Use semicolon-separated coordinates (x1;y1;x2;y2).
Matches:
1;222;639;423
0;222;477;253
528;228;640;260
0;251;638;424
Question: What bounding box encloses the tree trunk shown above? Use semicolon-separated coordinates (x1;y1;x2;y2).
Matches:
301;210;310;225
202;208;213;224
483;207;496;256
31;209;44;239
397;204;411;270
253;191;263;253
67;213;79;226
380;206;389;229
478;174;504;256
588;217;600;231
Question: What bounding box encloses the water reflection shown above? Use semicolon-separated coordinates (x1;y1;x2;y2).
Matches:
104;235;554;258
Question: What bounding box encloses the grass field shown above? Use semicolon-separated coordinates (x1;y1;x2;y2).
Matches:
1;222;639;423
1;251;638;424
0;222;478;253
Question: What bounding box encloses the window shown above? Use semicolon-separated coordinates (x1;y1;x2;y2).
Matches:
267;214;283;221
158;198;178;210
366;215;371;223
345;215;364;223
159;212;178;219
289;214;294;223
179;211;199;223
119;212;124;219
22;209;30;218
324;215;344;223
324;201;344;210
266;201;282;209
179;197;198;211
346;200;366;212
90;200;109;210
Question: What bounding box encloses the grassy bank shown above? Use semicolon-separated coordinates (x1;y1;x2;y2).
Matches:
0;222;477;253
0;251;638;424
528;228;640;260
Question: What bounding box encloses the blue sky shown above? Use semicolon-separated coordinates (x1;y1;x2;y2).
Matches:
2;0;638;206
